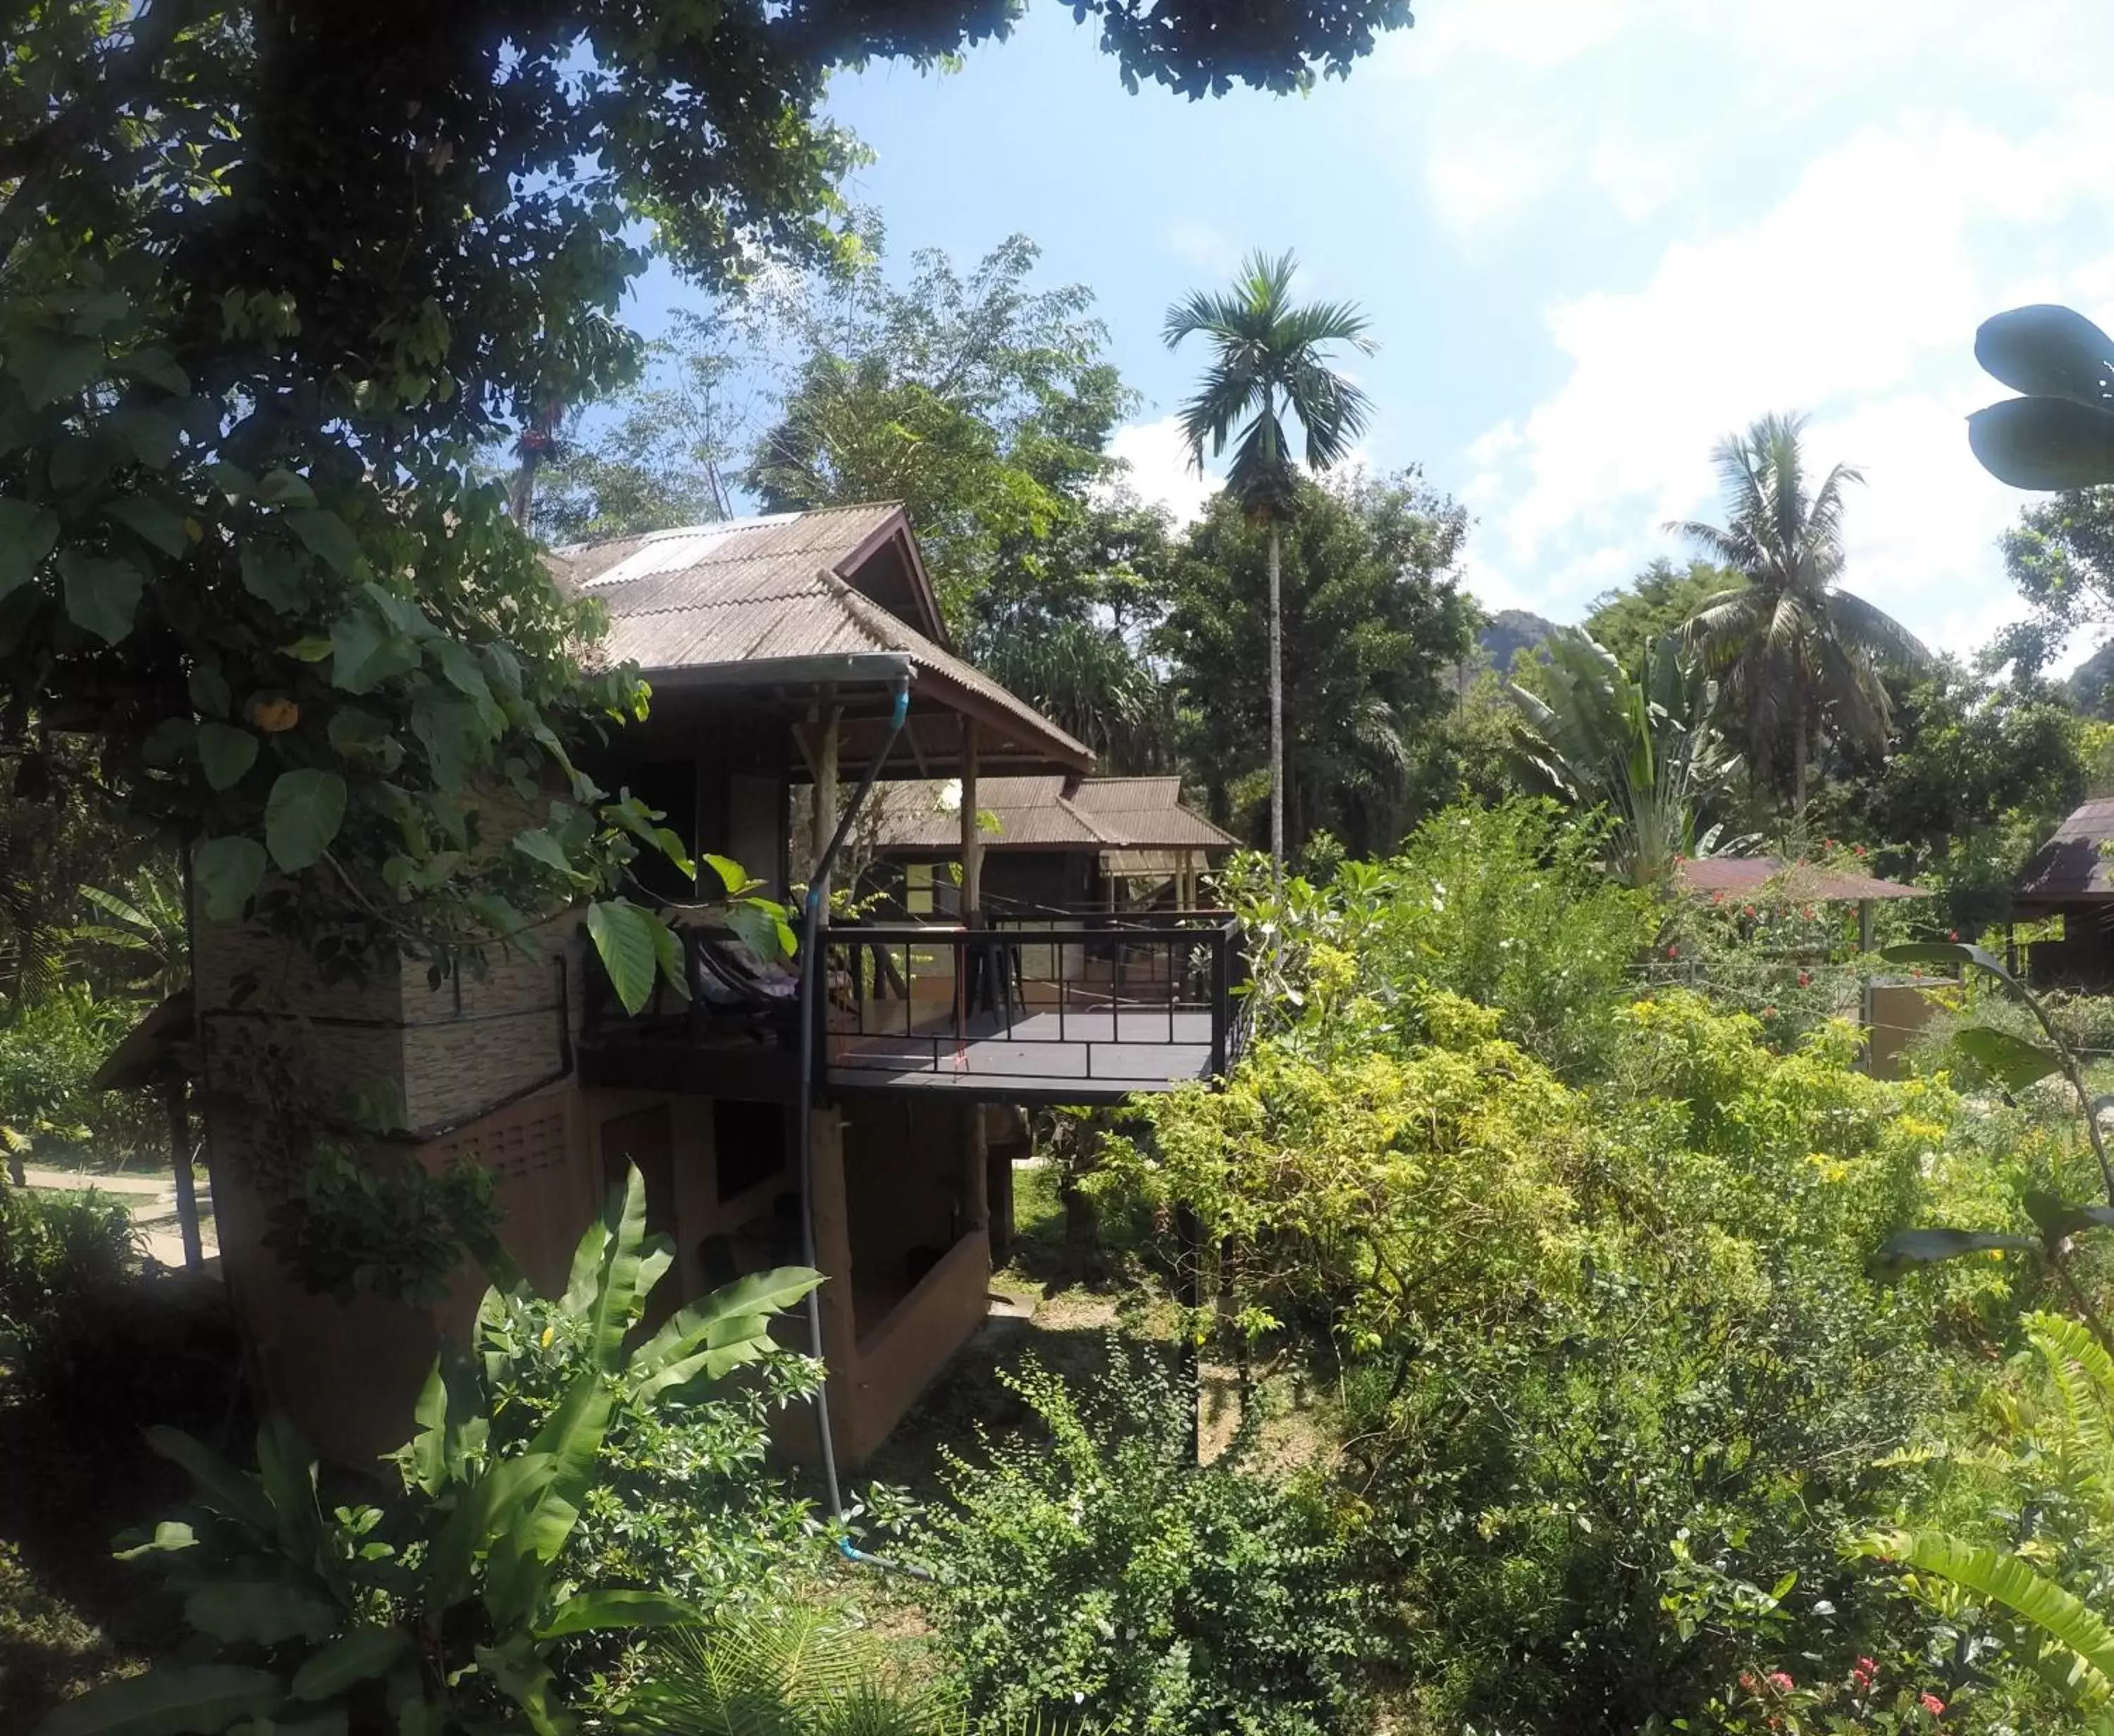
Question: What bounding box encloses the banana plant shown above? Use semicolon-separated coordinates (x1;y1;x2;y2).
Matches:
39;1163;821;1736
1871;940;2114;1355
1506;627;1747;889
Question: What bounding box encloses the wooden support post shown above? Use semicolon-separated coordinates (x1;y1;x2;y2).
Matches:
958;721;991;1237
809;695;841;882
958;718;982;926
807;1107;860;1460
1858;898;1877;1073
164;1076;204;1272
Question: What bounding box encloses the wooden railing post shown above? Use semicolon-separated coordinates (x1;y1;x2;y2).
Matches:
1209;924;1230;1079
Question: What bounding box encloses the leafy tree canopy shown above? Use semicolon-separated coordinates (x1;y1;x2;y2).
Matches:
746;232;1134;631
1584;557;1741;669
1161;469;1476;857
0;0;1413;981
1992;485;2114;681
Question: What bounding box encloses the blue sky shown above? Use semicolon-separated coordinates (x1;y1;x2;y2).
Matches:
627;0;2114;662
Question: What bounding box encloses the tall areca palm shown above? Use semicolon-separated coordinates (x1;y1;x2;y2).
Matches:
1670;412;1927;812
1165;250;1374;871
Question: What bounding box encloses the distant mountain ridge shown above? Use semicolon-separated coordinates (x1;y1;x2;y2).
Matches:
1478;607;1562;675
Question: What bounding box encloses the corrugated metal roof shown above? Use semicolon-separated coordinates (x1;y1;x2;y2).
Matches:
552;507;1090;772
858;776;1237;853
1675;857;1931;901
2016;798;2114;903
555;506;900;593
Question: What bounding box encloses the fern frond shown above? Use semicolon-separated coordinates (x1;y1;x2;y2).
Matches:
1860;1528;2114;1694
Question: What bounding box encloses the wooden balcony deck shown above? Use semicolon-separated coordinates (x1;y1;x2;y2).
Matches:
827;1005;1220;1103
579;913;1247;1105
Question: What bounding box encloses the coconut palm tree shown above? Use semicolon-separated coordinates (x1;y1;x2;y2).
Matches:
1669;412;1927;812
1164;250;1374;872
1507;628;1745;888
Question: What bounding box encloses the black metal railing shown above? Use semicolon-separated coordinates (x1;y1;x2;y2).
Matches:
818;913;1247;1089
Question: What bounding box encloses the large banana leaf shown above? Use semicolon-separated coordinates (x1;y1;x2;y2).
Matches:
253;1415;326;1582
481;1377;616;1632
1955;1025;2065;1094
36;1664;283;1736
568;1163;664;1373
419;1449;555;1617
144;1428;274;1537
288;1630;416;1703
1969;395;2114;491
631;1266;824;1403
183;1577;340;1648
1860;1528;2114;1689
536;1589;701;1639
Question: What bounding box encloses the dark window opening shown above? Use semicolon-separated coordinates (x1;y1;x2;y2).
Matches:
715;1098;786;1203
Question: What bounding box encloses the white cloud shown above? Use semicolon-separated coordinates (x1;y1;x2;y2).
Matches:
1393;0;2114;247
1457;98;2114;649
1106;416;1220;526
1165;222;1239;279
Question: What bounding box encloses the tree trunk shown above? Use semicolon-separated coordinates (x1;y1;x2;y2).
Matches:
1792;667;1810;814
1268;522;1285;878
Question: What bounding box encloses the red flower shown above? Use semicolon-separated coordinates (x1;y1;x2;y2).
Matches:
1712;890;1725;904
1666;945;1679;959
1854;844;1867;856
1767;1672;1795;1694
1743;904;1757;917
1947;929;1960;941
1920;1692;1946;1716
1797;971;1811;986
1851;1656;1878;1690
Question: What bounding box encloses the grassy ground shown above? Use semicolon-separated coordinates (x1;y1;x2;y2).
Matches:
856;1158;1340;1520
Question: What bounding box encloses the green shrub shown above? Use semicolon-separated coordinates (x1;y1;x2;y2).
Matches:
1361;1246;1954;1735
38;1166;824;1736
1221;800;1656;1080
0;1183;137;1399
903;1342;1368;1736
0;986;161;1165
1099;991;1589;1355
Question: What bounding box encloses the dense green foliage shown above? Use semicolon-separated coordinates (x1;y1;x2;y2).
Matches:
0;986;161;1163
1162;472;1476;856
748;234;1130;633
1090;800;2075;1732
626;1606;1011;1736
0;1182;135;1400
40;1167;820;1736
905;1345;1368;1736
1507;626;1745;887
1583;557;1739;667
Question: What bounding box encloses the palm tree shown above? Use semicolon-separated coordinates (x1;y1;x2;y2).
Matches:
1507;628;1746;888
1669;412;1927;812
1164;251;1374;872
